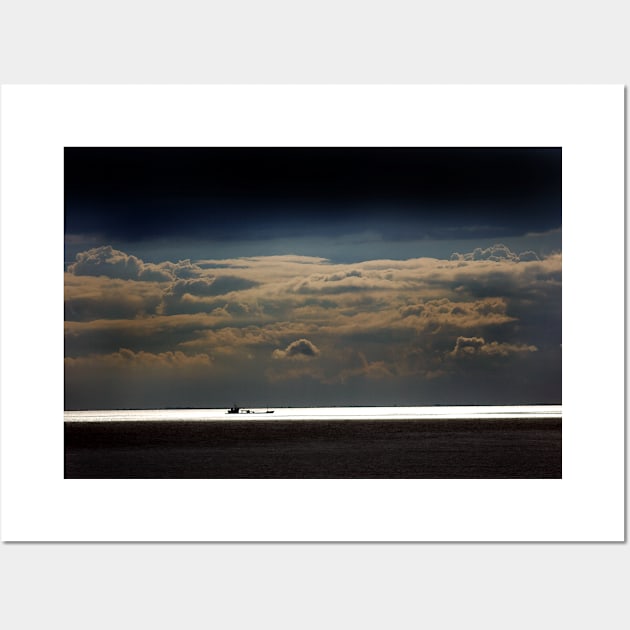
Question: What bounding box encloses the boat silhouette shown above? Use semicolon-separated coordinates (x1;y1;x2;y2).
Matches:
227;404;274;415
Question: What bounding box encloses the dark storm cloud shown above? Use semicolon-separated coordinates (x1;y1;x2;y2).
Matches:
65;148;561;242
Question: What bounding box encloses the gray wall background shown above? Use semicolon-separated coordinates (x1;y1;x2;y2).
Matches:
1;2;627;628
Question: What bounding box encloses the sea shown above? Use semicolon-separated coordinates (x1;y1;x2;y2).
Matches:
64;405;562;479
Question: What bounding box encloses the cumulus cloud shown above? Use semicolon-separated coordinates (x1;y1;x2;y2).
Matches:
325;269;363;282
68;246;173;281
67;246;213;283
397;297;514;331
290;267;412;295
399;304;425;317
516;250;540;262
272;338;321;360
160;276;261;315
450;243;540;263
450;336;537;358
450;336;486;355
65;244;560;404
161;259;203;279
168;277;258;298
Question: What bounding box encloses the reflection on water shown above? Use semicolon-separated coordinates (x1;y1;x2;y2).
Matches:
65;405;561;423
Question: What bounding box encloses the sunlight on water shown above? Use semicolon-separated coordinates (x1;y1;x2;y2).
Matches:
65;405;562;422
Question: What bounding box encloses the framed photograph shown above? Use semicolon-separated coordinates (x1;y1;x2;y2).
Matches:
63;146;562;480
1;85;624;540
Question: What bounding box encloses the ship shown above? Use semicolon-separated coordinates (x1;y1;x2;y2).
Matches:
227;404;274;415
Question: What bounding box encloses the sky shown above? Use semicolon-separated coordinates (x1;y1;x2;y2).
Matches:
64;148;561;409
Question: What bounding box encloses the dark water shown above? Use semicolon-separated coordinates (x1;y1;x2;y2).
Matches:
65;418;561;478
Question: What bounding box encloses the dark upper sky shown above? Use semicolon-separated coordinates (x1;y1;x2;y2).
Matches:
65;148;561;242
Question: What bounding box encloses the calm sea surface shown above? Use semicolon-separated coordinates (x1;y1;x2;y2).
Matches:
65;405;561;422
65;406;561;479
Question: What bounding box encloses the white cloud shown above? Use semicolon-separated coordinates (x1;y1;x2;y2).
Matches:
450;243;540;262
450;336;537;358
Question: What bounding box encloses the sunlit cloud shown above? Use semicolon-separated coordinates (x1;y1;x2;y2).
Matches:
450;243;540;262
449;336;537;358
65;243;561;406
272;338;321;360
68;245;175;281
